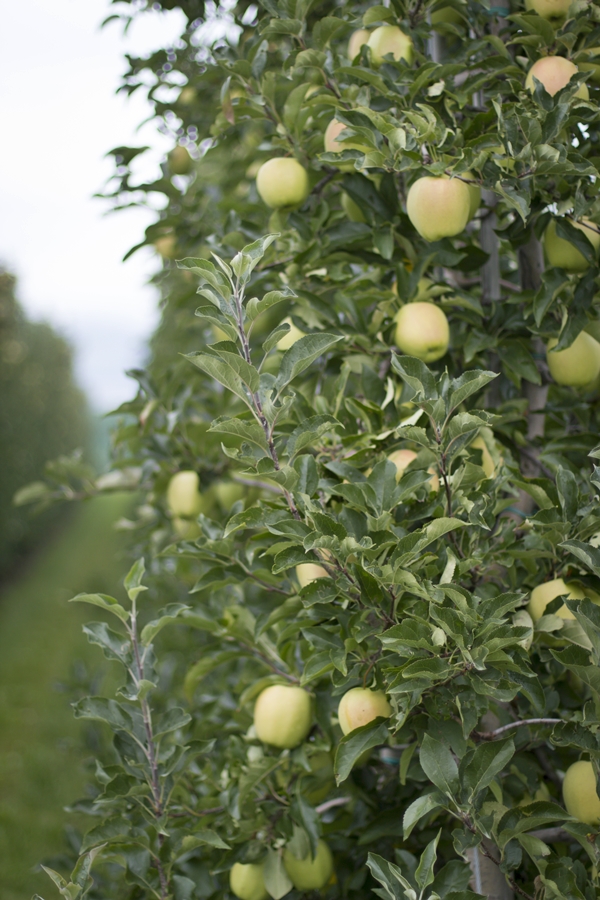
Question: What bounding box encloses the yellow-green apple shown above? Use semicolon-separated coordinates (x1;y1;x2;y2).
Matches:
341;192;366;222
469;436;495;477
527;577;599;621
546;332;600;387
167;470;208;538
338;687;391;735
168;145;193;175
296;563;329;587
213;480;245;510
367;25;414;66
276;316;305;350
256;158;310;209
525;0;570;25
394;301;450;362
283;841;334;890
348;28;370;59
388;449;440;492
563;761;600;824
525;56;589;99
544;218;600;272
153;233;177;260
253;684;312;748
230;863;268;900
406;176;471;241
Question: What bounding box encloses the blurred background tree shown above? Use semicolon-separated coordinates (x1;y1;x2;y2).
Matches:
0;269;90;577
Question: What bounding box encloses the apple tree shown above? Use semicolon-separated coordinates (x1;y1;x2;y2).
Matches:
32;0;600;899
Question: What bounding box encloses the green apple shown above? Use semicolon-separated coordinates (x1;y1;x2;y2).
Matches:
213;480;245;510
168;145;193;175
387;449;440;491
394;301;450;362
341;192;366;222
167;471;206;518
283;840;334;890
544;218;600;272
253;684;312;748
256;158;310;209
153;233;177;260
406;176;471;241
276;316;305;350
527;577;597;621
367;25;414;67
525;57;589;100
296;563;329;587
230;863;268;900
563;761;600;825
348;28;370;60
546;332;600;387
338;687;391;735
525;0;571;26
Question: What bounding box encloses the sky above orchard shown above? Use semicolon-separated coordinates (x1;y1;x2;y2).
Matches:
0;0;189;412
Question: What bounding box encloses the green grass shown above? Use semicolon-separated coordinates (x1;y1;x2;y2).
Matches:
0;495;132;900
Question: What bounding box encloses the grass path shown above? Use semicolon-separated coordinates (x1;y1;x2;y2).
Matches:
0;495;132;900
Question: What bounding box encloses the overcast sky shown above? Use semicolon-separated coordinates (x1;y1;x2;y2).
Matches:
0;0;188;412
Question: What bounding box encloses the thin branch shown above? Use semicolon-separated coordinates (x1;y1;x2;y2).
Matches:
315;797;351;814
477;718;562;739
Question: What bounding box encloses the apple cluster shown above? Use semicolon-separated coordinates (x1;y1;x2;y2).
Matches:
243;17;600;385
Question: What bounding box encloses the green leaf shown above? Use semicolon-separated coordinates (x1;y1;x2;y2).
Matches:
153;707;191;739
82;622;129;662
264;849;294;900
181;829;230;851
448;370;498;412
247;288;293;321
287;415;341;458
419;734;459;798
184;650;252;700
560;539;600;577
390;354;438;400
230;233;279;284
176;257;232;298
141;603;190;645
72;697;134;732
403;790;444;838
185;352;254;408
69;593;129;622
334;719;389;784
274;334;344;391
291;794;321;857
415;830;441;891
80;817;132;852
556;218;597;264
460;739;514;801
124;558;147;603
209;415;269;450
210;347;260;393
